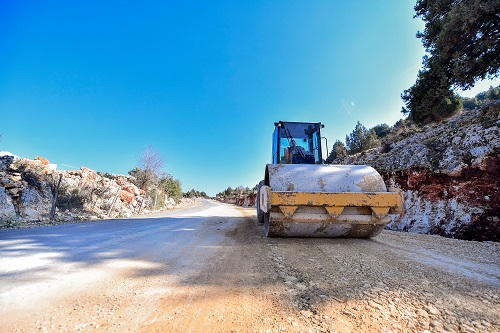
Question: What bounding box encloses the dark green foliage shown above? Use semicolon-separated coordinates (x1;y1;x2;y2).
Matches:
97;172;120;180
462;97;479;110
483;86;500;101
158;174;182;201
55;184;109;212
391;119;419;138
56;187;88;211
215;185;256;199
415;0;500;89
402;58;463;124
326;140;347;163
234;186;253;195
128;146;186;209
223;186;233;197
184;189;209;198
128;167;158;191
345;122;363;154
345;121;381;155
462;85;500;109
403;0;500;124
372;123;391;138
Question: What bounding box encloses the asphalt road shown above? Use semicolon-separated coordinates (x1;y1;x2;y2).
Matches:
1;200;499;332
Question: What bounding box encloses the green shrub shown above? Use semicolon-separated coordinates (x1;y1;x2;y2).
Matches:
56;186;95;211
345;121;381;155
326;140;347;163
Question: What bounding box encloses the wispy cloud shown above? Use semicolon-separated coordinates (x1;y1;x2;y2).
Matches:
60;164;79;170
340;99;355;116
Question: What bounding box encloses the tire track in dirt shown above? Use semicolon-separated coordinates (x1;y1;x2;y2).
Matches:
264;230;499;332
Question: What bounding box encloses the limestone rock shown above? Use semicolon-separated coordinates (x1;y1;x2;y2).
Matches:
119;190;134;204
333;102;500;241
17;186;52;220
121;184;140;196
0;187;16;220
34;156;50;165
0;153;164;225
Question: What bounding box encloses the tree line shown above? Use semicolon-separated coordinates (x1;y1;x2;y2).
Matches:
327;85;499;162
183;189;209;199
461;86;500;110
325;119;417;162
216;185;257;200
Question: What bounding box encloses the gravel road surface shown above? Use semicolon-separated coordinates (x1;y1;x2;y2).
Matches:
0;200;498;332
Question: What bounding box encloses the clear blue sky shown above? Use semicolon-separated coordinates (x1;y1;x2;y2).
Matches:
1;1;498;196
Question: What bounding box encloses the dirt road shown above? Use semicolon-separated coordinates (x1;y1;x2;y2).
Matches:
1;200;498;332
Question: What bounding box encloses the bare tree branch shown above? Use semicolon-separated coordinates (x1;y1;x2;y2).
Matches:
138;145;164;174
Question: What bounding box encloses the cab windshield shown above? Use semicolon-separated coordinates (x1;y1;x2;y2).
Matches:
279;122;321;164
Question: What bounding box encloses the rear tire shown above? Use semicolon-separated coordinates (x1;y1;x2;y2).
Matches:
256;180;264;223
264;211;271;236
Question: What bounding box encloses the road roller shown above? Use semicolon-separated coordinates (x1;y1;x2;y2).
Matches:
256;121;404;237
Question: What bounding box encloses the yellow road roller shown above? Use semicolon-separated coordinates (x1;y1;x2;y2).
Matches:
256;121;404;237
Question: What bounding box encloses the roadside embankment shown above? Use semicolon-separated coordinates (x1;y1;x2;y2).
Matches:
0;154;190;228
334;102;499;241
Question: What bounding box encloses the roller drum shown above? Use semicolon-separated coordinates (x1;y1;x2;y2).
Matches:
265;164;387;193
263;164;391;238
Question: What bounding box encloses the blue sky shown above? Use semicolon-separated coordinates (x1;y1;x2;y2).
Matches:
1;1;498;196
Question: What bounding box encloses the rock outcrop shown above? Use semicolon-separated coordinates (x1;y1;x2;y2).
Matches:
0;153;188;227
218;193;257;207
333;102;499;241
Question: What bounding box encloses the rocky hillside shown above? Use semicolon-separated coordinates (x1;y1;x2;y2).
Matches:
333;102;499;241
0;155;190;228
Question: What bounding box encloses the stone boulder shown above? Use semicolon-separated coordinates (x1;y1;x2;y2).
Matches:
118;190;134;204
17;186;52;220
121;184;140;196
0;154;16;171
80;167;98;184
0;187;16;220
34;156;50;165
